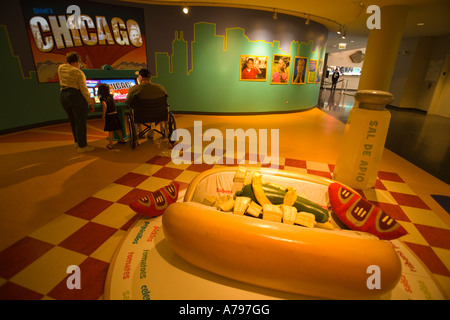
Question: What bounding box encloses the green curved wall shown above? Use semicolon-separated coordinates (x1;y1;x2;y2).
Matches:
0;2;328;132
153;23;326;113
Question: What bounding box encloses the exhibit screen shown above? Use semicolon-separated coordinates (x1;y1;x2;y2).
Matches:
86;78;137;104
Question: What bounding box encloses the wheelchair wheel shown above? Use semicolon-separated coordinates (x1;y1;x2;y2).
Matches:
167;112;177;144
126;112;137;149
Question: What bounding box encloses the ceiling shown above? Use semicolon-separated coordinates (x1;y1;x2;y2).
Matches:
121;0;450;52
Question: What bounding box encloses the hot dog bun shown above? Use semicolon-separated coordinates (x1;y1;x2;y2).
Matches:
162;202;402;300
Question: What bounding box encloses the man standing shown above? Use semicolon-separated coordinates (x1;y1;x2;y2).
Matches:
58;52;95;153
331;68;340;91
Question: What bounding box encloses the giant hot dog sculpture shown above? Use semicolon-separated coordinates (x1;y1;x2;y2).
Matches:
162;167;403;299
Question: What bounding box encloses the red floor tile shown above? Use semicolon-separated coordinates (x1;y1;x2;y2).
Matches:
377;171;405;183
0;282;43;300
307;169;332;179
174;181;189;192
284;158;307;168
170;147;202;163
374;179;387;190
114;172;150;188
58;222;117;256
390;192;431;210
0;237;54;279
403;242;450;277
261;162;284;170
186;163;215;172
47;257;109;300
328;163;335;172
370;202;411;222
65;197;114;220
152;166;184;180
413;224;450;250
116;188;151;206
146;155;173;166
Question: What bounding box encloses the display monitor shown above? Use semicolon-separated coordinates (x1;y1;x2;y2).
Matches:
86;78;137;104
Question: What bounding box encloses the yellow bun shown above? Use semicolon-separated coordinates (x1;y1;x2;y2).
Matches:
162;202;402;300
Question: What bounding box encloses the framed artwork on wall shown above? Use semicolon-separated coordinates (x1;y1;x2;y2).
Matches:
292;56;308;84
270;54;291;84
239;55;268;81
307;59;318;83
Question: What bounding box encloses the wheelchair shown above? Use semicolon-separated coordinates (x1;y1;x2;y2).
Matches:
125;95;176;149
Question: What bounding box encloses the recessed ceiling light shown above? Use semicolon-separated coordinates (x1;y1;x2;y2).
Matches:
417;22;425;26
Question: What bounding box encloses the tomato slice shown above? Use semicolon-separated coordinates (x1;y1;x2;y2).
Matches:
130;182;179;217
328;183;407;240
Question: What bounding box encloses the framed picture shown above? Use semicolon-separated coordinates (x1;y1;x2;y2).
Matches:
316;59;324;84
292;56;308;84
307;59;317;84
240;55;268;81
270;54;291;84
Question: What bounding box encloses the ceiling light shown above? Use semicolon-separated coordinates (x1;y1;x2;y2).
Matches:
182;6;189;14
337;26;342;34
273;10;277;20
305;15;310;25
417;22;425;26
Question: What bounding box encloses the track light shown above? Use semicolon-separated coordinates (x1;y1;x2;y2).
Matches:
273;9;277;20
337;26;342;34
340;25;347;39
182;6;189;14
305;15;310;25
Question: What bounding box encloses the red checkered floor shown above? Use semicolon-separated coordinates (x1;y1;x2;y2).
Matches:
0;151;449;299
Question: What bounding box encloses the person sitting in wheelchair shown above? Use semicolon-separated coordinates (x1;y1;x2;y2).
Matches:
126;68;168;139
